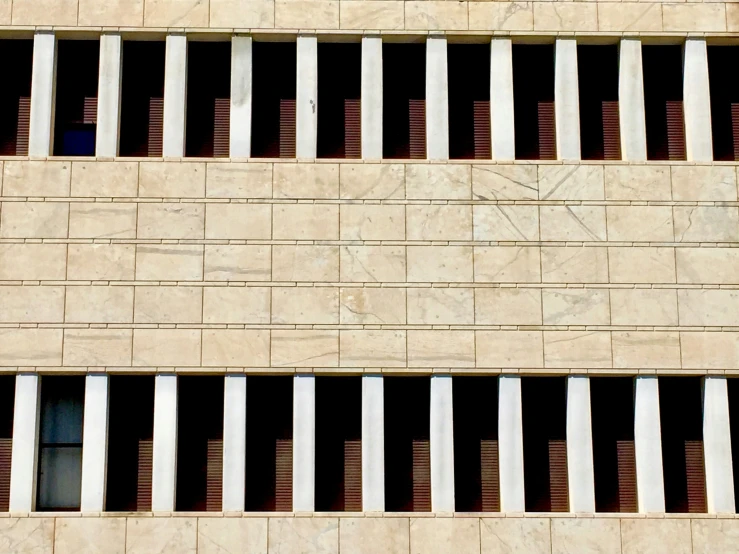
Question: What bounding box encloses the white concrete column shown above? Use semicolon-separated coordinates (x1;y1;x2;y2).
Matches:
293;374;315;511
230;35;253;158
152;374;178;512
296;35;318;159
426;35;449;161
619;38;648;161
430;375;454;511
9;374;41;512
362;375;384;511
29;32;57;157
163;34;188;158
80;374;109;512
490;38;515;161
683;38;713;162
555;38;581;160
498;375;525;512
361;35;383;160
95;33;122;157
566;375;595;512
703;376;735;513
222;375;247;512
634;376;665;513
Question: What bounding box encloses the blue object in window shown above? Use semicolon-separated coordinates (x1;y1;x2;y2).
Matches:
62;127;95;156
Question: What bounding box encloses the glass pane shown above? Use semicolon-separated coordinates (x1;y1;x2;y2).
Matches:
37;446;82;510
40;377;85;444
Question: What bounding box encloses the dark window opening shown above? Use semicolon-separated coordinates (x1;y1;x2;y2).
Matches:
53;40;100;156
0;376;15;512
0;40;33;156
385;377;430;512
513;44;556;160
245;376;293;511
252;42;296;158
176;376;224;512
315;376;362;511
186;41;231;158
106;376;155;512
578;45;621;160
37;376;85;511
453;376;499;512
522;376;568;512
383;43;426;159
643;45;686;161
119;41;165;157
448;44;491;160
317;43;361;159
728;379;739;512
591;377;636;513
659;377;706;513
708;46;739;161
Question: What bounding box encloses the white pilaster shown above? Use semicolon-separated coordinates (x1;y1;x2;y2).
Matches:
490;38;515;161
703;376;735;513
361;36;383;160
296;35;318;159
555;38;581;160
498;375;525;512
80;374;109;512
566;375;595;512
222;375;247;512
634;376;665;513
9;374;41;512
152;374;178;512
293;375;315;511
362;375;384;511
430;375;454;511
29;32;57;157
230;35;253;158
683;38;713;162
95;33;122;157
163;34;188;158
426;35;449;161
619;38;648;161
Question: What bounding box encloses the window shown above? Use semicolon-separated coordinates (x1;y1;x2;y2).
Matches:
37;376;85;511
578;45;621;160
119;41;165;157
53;40;100;156
315;377;362;511
453;376;499;512
707;46;739;161
245;376;293;511
317;43;361;159
385;377;430;512
513;44;556;160
106;376;155;512
659;377;706;513
591;377;636;512
448;44;491;160
728;378;739;512
383;43;426;159
252;42;296;158
186;42;231;158
643;45;686;161
0;40;33;156
0;376;15;512
522;376;568;512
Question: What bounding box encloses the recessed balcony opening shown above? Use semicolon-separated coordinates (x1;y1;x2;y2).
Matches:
383;43;426;159
513;44;556;160
448;44;491;160
707;46;739;161
643;45;686;161
578;44;621;160
728;378;739;512
0;376;15;512
0;40;33;156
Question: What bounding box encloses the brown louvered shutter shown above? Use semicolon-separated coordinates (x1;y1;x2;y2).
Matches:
16;97;30;156
685;440;707;513
344;439;362;511
731;104;739;161
538;101;556;160
412;438;431;511
280;99;296;158
137;438;153;511
473;100;492;160
409;99;426;160
275;438;293;511
666;100;686;160
206;438;223;511
549;439;568;512
481;438;500;512
0;438;11;512
83;97;98;125
616;440;637;513
148;97;164;157
213;98;230;158
344;99;361;159
602;100;621;161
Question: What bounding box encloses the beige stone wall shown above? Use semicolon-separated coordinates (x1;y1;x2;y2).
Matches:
1;514;738;553
0;160;738;375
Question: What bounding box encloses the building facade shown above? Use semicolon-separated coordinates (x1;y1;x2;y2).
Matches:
1;0;739;552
